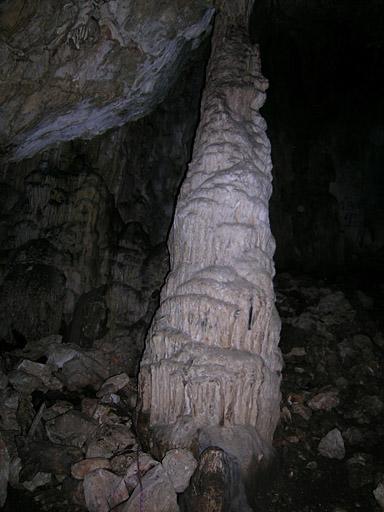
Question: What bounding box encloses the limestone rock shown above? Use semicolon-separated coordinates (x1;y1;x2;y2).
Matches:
71;458;111;480
374;481;384;510
119;464;179;512
46;410;98;448
0;264;66;344
318;429;345;460
123;452;159;491
84;469;129;512
0;0;214;161
0;435;10;507
138;13;281;469
179;447;252;512
97;372;130;398
162;448;197;493
22;472;51;492
0;388;20;431
308;389;340;411
86;424;137;458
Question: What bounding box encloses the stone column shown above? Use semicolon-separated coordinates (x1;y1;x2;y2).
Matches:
138;5;281;475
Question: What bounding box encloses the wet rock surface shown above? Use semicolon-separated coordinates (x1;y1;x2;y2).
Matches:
254;272;384;511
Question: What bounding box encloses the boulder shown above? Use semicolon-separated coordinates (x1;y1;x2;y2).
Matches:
84;469;129;512
162;449;197;493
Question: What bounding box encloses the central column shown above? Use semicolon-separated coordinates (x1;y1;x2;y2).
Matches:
138;3;281;475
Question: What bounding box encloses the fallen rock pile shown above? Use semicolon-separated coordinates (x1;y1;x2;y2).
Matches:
0;335;196;511
263;273;384;511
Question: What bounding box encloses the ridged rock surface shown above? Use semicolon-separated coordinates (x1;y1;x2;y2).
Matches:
138;8;282;468
0;0;213;160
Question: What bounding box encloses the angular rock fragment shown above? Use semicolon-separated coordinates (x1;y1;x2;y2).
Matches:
97;372;130;398
0;435;10;507
162;449;197;493
84;469;129;512
374;481;384;510
71;458;111;480
318;429;345;460
123;452;159;491
308;389;340;411
119;464;179;512
46;410;98;448
23;472;51;492
86;424;137;458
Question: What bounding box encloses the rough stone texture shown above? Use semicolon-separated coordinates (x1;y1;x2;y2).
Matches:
318;428;345;460
83;469;129;512
119;464;179;512
71;458;111;480
0;0;214;161
162;449;197;493
374;482;384;510
0;45;206;376
179;447;252;512
45;410;98;448
138;7;281;468
0;434;10;507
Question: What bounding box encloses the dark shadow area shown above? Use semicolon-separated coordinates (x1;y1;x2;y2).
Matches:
249;2;384;510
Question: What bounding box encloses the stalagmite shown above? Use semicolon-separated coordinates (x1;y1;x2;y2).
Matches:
138;0;282;485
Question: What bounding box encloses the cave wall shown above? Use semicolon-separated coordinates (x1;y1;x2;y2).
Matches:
0;46;208;377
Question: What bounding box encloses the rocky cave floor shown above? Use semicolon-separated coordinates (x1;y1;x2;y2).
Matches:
1;270;383;512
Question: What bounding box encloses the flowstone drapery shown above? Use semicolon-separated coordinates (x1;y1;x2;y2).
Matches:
138;4;282;477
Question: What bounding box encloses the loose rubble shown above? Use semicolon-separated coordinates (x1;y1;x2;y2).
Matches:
255;272;384;511
0;272;383;511
0;334;196;511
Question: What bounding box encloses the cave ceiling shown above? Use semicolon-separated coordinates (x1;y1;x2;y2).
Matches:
0;0;213;162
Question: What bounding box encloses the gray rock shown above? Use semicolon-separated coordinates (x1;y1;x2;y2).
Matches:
0;435;10;507
22;472;51;492
119;464;179;512
346;453;373;489
71;458;111;480
0;367;8;390
123;452;159;491
1;0;214;161
318;428;345;460
84;469;129;512
17;359;62;390
374;481;384;510
8;369;44;394
46;410;98;448
308;389;340;411
162;449;197;493
86;424;137;458
97;372;130;398
0;388;20;431
43;401;74;421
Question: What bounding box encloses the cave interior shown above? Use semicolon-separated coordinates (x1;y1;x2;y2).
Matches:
0;0;383;511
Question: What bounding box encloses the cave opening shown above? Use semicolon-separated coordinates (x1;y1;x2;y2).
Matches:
0;1;383;511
